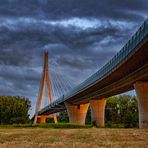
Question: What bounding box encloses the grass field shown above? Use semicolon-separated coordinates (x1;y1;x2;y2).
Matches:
0;128;148;148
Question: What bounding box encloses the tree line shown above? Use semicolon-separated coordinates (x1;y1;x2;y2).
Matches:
0;96;31;124
0;95;139;127
105;95;138;127
58;95;139;128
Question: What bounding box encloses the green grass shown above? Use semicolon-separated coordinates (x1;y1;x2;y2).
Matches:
0;123;91;129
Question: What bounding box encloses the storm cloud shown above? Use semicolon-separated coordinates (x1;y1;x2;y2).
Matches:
0;0;147;116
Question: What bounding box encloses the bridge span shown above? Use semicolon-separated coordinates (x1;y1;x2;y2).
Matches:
37;19;148;128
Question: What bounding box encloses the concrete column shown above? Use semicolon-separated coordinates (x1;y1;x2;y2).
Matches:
33;115;38;124
53;114;58;124
134;82;148;128
34;114;57;124
90;99;106;127
40;116;46;124
64;102;90;125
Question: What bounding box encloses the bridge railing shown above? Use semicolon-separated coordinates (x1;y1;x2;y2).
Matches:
40;19;148;114
57;19;148;103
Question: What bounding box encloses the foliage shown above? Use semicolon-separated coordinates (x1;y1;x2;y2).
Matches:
57;111;69;123
92;120;98;127
105;95;139;128
0;96;31;124
85;107;91;124
0;95;139;128
56;95;139;128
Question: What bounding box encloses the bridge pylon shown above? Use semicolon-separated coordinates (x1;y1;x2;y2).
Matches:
33;51;57;124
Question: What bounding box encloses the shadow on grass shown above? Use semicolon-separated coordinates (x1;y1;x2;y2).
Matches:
0;123;92;129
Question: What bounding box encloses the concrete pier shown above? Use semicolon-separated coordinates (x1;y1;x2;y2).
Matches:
134;82;148;128
90;99;106;127
65;102;90;125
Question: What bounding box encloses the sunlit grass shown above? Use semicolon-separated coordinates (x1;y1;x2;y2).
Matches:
0;128;148;148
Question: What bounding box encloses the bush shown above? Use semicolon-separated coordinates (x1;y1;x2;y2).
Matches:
92;120;98;127
105;121;112;128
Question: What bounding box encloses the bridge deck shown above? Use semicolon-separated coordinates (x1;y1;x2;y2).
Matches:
39;19;148;115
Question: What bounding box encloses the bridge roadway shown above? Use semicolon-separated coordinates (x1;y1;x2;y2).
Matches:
38;19;148;128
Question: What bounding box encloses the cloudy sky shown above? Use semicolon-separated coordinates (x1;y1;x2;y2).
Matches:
0;0;148;116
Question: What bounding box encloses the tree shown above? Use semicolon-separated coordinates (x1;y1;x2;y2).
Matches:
85;107;91;124
105;95;139;127
106;97;119;124
0;96;31;124
49;95;139;128
57;111;69;122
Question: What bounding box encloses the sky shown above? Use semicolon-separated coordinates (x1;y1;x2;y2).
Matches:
0;0;148;116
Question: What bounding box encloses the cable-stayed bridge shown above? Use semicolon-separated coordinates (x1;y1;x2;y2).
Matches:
34;19;148;128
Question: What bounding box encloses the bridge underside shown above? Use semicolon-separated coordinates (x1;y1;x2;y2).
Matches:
37;26;148;128
66;38;148;105
39;36;148;116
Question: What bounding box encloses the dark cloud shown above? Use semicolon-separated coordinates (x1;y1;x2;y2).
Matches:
0;0;147;21
0;0;147;116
